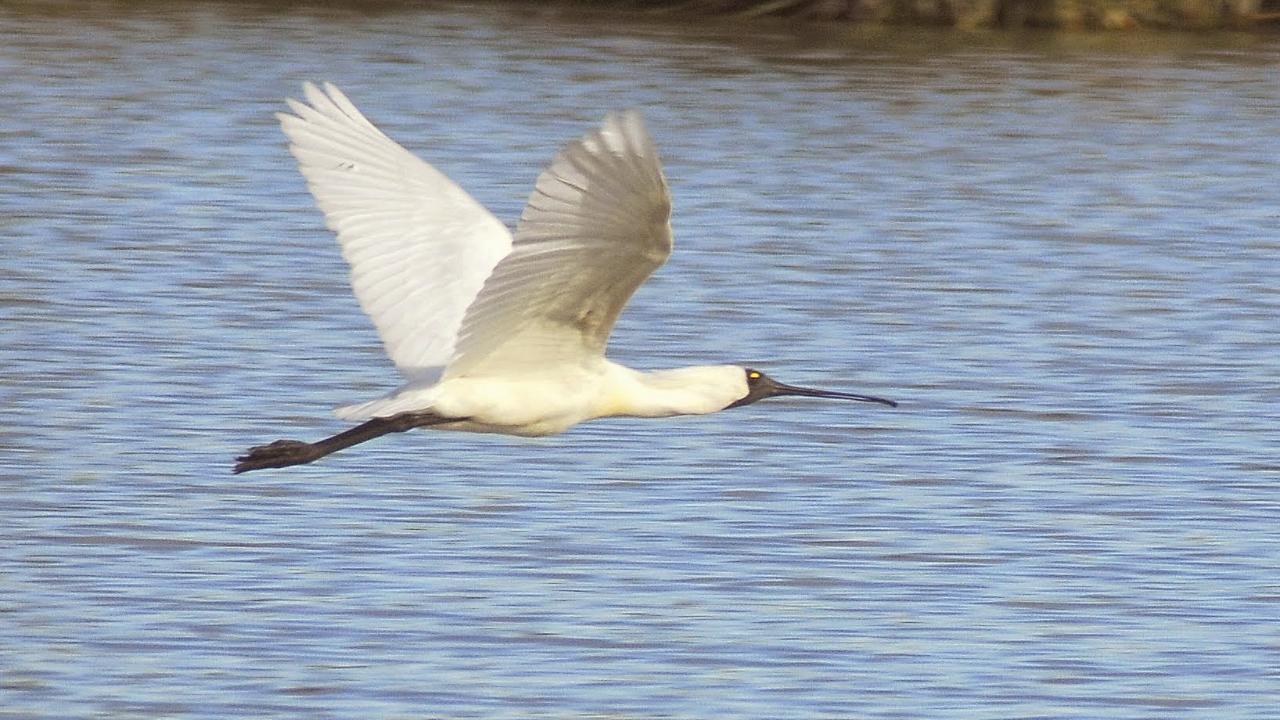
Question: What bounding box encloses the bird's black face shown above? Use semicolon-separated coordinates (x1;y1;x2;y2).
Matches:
726;368;897;410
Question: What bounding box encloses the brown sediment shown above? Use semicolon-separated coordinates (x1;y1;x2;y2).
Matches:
591;0;1280;30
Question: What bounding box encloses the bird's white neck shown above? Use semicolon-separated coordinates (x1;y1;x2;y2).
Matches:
592;362;748;419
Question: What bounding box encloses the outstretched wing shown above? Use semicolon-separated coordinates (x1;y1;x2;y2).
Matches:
443;111;672;379
278;82;512;383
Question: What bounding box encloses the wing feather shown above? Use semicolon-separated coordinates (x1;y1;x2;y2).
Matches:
278;82;512;383
443;111;672;378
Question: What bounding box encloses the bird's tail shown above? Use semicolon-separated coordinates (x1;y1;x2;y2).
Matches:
335;382;440;421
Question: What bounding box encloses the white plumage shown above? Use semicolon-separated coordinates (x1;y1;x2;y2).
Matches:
235;83;894;473
279;82;512;385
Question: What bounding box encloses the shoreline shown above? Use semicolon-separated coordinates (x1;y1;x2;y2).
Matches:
597;0;1280;31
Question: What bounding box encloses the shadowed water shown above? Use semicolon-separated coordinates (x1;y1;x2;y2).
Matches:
3;2;1279;717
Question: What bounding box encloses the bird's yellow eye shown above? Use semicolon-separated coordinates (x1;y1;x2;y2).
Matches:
748;371;761;380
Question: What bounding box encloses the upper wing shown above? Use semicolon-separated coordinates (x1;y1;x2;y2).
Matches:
443;111;672;379
278;82;512;383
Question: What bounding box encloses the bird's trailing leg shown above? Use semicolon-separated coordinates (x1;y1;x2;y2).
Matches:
234;411;461;474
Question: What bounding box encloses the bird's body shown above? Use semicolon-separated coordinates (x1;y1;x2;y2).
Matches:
235;83;893;473
390;362;748;438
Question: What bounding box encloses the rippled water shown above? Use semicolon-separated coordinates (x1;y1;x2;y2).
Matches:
3;1;1279;717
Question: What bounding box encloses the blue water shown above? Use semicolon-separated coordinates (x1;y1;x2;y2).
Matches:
3;2;1279;717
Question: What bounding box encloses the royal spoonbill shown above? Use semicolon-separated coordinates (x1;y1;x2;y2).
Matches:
234;82;895;473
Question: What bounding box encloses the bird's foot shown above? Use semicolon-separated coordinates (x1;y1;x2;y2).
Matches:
234;439;322;474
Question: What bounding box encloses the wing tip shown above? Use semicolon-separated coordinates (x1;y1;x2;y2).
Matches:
601;109;653;156
285;80;352;118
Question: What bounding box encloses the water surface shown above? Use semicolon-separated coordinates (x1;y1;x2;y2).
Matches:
3;2;1279;718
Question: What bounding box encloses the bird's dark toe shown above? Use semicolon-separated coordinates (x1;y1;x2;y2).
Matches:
234;439;320;474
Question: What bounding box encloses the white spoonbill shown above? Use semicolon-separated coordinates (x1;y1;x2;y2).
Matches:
235;82;895;473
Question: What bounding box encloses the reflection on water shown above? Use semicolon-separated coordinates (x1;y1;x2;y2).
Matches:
3;1;1278;717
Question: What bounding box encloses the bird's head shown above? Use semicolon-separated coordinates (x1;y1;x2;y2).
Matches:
725;367;897;410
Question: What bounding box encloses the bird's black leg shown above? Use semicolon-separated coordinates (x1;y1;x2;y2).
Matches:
233;411;462;474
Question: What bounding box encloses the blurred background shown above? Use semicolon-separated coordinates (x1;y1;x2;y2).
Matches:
3;1;1278;718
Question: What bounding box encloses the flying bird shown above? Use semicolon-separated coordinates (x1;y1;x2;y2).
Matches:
235;82;895;473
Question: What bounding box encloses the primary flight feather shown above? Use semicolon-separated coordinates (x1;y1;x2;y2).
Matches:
236;82;894;473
